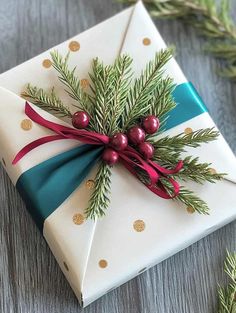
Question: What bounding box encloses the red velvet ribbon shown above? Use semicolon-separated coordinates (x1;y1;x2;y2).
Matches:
13;102;183;199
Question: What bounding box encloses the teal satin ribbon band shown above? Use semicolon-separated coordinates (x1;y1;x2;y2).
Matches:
166;82;208;130
16;82;208;232
16;144;103;231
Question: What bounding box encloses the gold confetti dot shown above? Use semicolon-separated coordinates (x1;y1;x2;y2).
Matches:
184;127;193;135
73;213;84;225
21;119;33;131
99;259;108;268
69;41;80;52
133;219;145;232
186;206;195;214
143;37;151;46
80;78;90;89
63;261;69;271
86;179;95;189
2;158;6;167
209;168;217;175
42;59;52;68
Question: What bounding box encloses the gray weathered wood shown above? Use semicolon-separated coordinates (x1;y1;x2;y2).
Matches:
0;0;235;312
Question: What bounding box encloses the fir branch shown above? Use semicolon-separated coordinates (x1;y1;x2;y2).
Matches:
108;55;133;135
120;0;236;80
218;251;236;313
89;58;116;134
173;185;210;214
85;162;112;219
121;48;173;130
176;187;210;214
148;76;176;119
21;84;72;117
154;152;225;183
159;177;209;214
150;127;219;152
50;51;93;116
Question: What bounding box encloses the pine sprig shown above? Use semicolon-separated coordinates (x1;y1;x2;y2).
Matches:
120;0;236;80
109;55;133;134
153;152;225;184
85;162;112;219
176;188;210;214
150;127;219;152
21;84;72;117
89;59;116;134
160;178;210;214
148;77;176;119
121;48;174;129
218;251;236;313
50;51;93;116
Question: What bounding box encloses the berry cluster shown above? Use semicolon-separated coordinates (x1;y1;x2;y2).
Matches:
72;111;160;166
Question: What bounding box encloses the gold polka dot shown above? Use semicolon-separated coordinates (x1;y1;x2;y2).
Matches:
2;158;6;167
143;37;151;46
99;259;108;268
184;127;193;135
80;78;90;89
86;179;95;189
133;220;145;232
69;41;80;52
186;206;195;214
42;59;52;68
209;168;217;175
21;119;33;131
63;261;69;271
73;213;84;225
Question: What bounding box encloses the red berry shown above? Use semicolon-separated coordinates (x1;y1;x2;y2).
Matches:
102;148;119;166
127;126;145;145
138;142;154;159
110;133;128;151
142;115;160;134
72;111;90;129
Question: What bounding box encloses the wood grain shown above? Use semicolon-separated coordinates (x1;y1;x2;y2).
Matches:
0;0;235;312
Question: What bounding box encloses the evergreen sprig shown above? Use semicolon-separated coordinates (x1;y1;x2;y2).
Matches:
22;48;224;219
85;162;112;219
218;251;236;313
22;85;72;117
151;127;220;152
120;0;236;80
121;48;174;129
50;51;93;115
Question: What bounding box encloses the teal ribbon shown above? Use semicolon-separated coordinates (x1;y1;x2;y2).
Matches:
16;82;207;231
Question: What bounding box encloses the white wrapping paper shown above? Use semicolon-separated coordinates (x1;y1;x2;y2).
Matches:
0;1;235;307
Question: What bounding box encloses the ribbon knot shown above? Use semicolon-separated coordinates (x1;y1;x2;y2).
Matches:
13;102;183;200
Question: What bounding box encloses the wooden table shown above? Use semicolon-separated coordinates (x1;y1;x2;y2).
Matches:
0;1;235;312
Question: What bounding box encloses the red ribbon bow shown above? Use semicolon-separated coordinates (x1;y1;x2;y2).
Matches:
13;102;183;199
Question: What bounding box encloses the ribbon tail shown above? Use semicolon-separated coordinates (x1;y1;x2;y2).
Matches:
148;159;184;175
12;134;66;164
147;177;180;199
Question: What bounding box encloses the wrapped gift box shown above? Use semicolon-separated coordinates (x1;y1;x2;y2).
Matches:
0;1;236;307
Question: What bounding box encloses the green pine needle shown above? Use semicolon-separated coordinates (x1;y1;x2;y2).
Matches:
50;51;93;115
218;251;236;313
121;48;174;129
120;0;236;80
85;162;112;219
22;84;72;117
151;127;220;152
160;178;210;214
